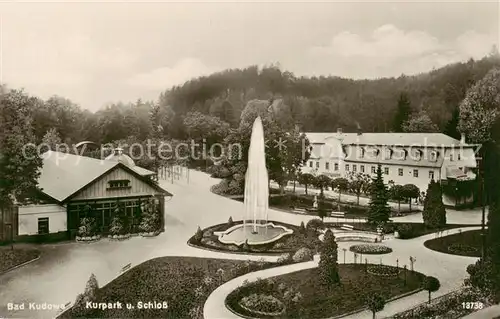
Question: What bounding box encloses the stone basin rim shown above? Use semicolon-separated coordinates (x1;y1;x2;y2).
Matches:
213;222;294;246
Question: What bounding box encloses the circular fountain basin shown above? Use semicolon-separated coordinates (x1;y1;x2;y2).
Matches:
214;222;293;245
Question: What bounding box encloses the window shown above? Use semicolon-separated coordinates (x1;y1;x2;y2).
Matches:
430;150;438;162
325;162;330;170
371;166;376;173
38;217;49;235
353;165;357;172
309;161;313;168
334;163;339;171
360;165;365;173
429;171;434;179
345;164;350;172
458;154;461;161
450;154;454;161
413;169;419;178
108;179;131;189
316;161;320;168
398;168;404;176
384;167;389;175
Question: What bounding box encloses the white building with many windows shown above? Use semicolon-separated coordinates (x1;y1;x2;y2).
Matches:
301;130;479;207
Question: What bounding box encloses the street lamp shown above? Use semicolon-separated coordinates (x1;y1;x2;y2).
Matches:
476;153;487;262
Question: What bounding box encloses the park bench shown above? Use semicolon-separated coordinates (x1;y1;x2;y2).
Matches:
331;212;345;218
340;224;354;231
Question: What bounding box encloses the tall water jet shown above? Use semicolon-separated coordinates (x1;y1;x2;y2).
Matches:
243;116;269;234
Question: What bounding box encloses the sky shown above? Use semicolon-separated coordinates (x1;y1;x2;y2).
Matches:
0;1;499;111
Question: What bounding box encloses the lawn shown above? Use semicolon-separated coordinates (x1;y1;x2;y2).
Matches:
0;247;40;273
226;264;426;318
423;229;483;257
60;257;279;319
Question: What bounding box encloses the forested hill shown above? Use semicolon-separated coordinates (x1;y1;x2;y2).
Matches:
3;54;500;146
160;55;500;136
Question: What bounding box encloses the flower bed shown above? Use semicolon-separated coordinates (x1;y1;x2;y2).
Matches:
226;264;425;318
140;231;161;237
59;257;288;319
447;243;478;254
239;293;286;317
367;265;401;277
108;234;132;240
75;235;101;242
424;229;482;257
0;247;40;273
349;244;393;255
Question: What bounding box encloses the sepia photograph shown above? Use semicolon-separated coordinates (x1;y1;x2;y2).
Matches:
0;1;499;318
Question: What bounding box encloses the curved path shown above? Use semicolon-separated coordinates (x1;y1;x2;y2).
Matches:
0;170;484;319
203;226;482;319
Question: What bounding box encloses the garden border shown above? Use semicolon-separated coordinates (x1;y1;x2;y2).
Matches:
0;254;41;276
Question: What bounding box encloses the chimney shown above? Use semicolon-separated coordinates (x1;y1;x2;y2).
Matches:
460;133;466;144
337;128;343;134
357;128;362;136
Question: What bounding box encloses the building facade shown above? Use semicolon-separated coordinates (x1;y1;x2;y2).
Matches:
301;130;479;207
1;150;172;244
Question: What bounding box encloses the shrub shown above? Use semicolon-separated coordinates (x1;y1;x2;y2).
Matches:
78;217;97;237
397;224;415;239
227;216;234;227
306;219;324;232
193;226;203;243
299;221;306;233
349;244;393;255
109;216;124;236
277;253;292;265
292;247;314;262
423;276;441;303
367;265;400;277
240;293;285;315
241;240;251;252
318;229;340;285
366;292;386;319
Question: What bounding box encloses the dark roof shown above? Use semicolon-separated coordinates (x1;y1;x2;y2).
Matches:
38;151;171;202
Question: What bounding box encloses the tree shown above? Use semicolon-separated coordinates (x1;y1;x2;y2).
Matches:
41;128;62;153
402;110;439;133
314;175;332;196
402;184;420;212
459;68;500;303
389;184;405;213
298;173;315;195
423;276;440;303
0;90;43;214
444;106;460;139
84;273;99;301
368;165;391;224
332;177;349;204
422;180;447;229
347;172;371;205
318;229;340;286
458;68;500;144
392;92;411;132
366;292;386;319
317;193;328;221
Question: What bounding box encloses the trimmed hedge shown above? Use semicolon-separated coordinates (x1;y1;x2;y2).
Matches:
349;244;393;255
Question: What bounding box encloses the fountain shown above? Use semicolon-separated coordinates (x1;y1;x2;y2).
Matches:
214;116;293;246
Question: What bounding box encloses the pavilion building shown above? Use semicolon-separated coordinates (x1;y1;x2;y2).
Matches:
0;149;171;244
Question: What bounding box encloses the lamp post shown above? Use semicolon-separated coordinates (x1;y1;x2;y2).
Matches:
476;153;487;262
